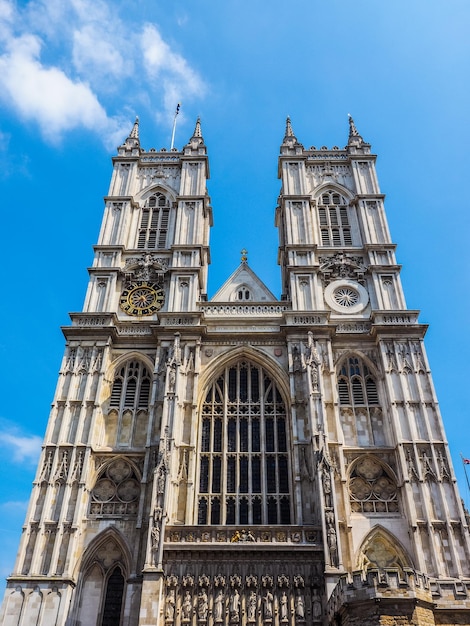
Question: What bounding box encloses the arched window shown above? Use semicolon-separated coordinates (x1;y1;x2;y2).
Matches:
198;361;291;525
349;456;398;513
107;360;151;448
234;286;251;301
89;458;141;517
337;356;386;446
317;190;352;246
137;193;170;249
102;566;125;626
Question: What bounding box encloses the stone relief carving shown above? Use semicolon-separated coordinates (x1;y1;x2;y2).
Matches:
123;252;169;282
319;252;367;286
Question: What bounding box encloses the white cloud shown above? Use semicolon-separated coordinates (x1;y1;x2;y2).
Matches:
72;24;130;83
141;24;206;117
0;430;42;464
0;1;207;146
0;500;28;513
0;34;127;146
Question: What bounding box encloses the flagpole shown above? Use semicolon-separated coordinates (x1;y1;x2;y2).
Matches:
460;453;470;492
170;103;181;150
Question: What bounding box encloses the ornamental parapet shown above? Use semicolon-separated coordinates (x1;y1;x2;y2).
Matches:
327;568;434;621
159;313;201;327
283;312;329;326
164;525;322;548
371;310;420;325
70;313;115;327
201;304;288;317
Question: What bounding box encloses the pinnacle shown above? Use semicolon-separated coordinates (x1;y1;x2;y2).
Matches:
348;113;359;137
193;117;202;138
130;116;140;139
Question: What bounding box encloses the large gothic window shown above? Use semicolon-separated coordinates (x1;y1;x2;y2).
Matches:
198;361;291;525
317;191;352;246
337;356;387;446
137;193;170;249
106;360;151;448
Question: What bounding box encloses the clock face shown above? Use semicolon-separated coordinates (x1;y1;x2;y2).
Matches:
119;281;165;316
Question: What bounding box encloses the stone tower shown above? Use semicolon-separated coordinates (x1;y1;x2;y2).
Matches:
1;117;469;626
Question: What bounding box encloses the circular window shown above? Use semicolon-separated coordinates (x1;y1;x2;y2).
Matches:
333;287;359;307
324;279;369;314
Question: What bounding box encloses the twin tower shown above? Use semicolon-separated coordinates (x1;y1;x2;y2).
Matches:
1;117;470;626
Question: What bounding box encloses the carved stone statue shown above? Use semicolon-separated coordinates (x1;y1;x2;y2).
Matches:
248;590;257;621
295;593;305;620
197;589;208;621
280;591;288;621
214;589;224;622
165;589;175;622
263;590;273;620
182;591;192;621
230;588;240;621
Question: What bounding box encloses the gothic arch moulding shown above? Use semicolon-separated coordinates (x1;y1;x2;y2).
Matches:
356;525;413;575
310;181;355;204
335;349;380;378
135;184;177;206
197;344;290;408
71;527;132;626
107;351;155;382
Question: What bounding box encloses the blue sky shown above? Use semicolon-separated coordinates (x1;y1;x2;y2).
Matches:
1;0;470;584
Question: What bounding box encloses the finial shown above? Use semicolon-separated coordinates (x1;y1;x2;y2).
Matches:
347;113;359;138
193;117;202;138
240;248;248;264
130;116;140;139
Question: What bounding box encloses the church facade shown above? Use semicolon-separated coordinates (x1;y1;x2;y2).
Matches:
1;118;470;626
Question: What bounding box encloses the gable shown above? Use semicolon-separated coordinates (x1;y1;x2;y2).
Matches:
211;263;277;302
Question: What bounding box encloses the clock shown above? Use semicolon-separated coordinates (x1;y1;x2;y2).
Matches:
119;281;165;316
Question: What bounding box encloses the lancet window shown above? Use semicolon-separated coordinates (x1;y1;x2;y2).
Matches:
317;191;352;246
337;356;387;446
137;192;170;249
197;361;291;525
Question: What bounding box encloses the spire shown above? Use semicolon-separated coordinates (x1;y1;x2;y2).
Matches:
281;116;303;152
192;117;202;139
184;117;206;154
347;113;360;138
347;113;365;148
130;116;140;139
283;116;296;142
118;115;141;154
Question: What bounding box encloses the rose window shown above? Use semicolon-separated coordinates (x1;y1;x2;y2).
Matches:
333;286;359;307
324;279;369;314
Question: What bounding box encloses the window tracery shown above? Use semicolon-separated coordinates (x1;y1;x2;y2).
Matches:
89;458;140;517
198;361;290;525
337;356;386;446
317;190;352;247
137;192;170;249
107;360;151;448
349;456;398;513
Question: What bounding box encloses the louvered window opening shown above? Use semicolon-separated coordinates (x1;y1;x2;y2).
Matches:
338;357;378;406
318;191;352;246
198;361;291;526
137;193;170;249
110;361;151;410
